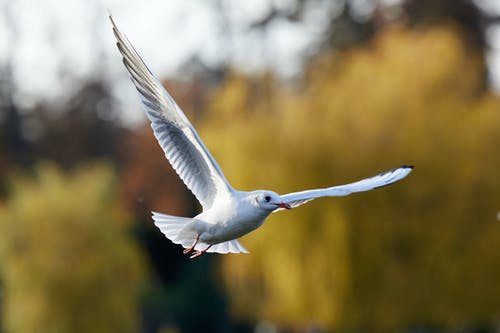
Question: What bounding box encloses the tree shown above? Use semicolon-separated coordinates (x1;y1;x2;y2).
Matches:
0;163;144;333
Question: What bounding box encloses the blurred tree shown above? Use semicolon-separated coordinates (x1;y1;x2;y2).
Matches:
403;0;498;49
0;80;127;198
0;163;144;333
27;81;126;167
244;0;498;90
245;0;498;51
199;24;500;332
0;103;29;184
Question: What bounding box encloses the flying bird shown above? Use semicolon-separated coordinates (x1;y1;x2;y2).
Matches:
110;16;413;258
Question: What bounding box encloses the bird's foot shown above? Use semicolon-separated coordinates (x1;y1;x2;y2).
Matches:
189;245;212;259
183;246;194;255
183;235;200;254
189;250;204;259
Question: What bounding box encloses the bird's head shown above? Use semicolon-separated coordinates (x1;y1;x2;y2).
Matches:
252;190;291;212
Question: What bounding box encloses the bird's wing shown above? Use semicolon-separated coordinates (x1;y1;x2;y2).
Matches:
275;165;413;212
110;16;234;210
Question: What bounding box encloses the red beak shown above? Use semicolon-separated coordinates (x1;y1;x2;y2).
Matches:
277;202;292;210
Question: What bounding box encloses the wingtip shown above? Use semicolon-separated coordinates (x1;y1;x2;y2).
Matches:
108;12;118;29
401;164;414;170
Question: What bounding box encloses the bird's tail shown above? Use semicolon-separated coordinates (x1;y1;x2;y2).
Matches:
152;212;249;254
152;211;197;248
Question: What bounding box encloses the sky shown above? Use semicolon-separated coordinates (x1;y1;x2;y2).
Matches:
2;0;500;125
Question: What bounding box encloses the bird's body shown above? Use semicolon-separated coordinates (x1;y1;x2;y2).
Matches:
110;16;414;258
153;190;283;256
191;192;269;244
195;191;269;242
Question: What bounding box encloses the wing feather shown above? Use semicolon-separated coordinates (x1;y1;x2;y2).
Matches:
110;16;234;209
275;165;413;211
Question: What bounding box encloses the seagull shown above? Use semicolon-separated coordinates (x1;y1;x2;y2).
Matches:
110;16;414;258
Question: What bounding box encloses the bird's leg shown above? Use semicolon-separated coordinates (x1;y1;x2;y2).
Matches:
189;244;213;259
183;235;200;254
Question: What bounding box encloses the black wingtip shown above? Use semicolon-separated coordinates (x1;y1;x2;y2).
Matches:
401;164;414;170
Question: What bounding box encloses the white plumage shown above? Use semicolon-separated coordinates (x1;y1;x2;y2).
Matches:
110;16;414;258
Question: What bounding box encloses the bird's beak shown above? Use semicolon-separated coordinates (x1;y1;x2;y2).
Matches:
277;202;292;210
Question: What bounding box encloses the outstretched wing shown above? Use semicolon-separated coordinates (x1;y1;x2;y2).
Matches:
275;165;413;211
110;16;234;210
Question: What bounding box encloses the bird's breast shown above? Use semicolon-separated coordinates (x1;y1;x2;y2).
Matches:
211;215;265;243
197;202;268;243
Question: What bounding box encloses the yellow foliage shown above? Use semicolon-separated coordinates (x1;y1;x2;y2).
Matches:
0;162;145;333
200;25;500;331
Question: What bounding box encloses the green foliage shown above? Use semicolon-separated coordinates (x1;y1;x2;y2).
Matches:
0;163;144;333
200;25;500;331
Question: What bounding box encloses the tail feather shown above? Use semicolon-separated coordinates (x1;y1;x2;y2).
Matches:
152;211;197;248
151;211;249;254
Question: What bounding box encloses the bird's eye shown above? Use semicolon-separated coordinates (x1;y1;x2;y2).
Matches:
264;195;271;202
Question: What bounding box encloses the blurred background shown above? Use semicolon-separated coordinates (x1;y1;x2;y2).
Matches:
1;0;500;332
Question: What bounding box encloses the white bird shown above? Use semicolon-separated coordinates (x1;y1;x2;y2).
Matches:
110;16;414;258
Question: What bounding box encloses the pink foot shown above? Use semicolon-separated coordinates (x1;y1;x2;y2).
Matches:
183;235;200;254
189;245;213;259
189;250;204;259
